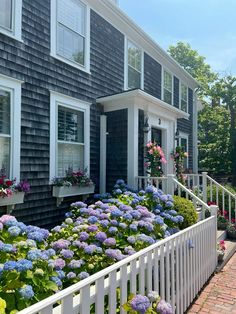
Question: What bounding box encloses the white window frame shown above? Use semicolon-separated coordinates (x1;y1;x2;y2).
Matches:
180;82;188;113
162;68;173;105
124;37;144;90
0;0;22;41
50;0;91;73
0;74;22;180
179;131;189;169
49;91;91;181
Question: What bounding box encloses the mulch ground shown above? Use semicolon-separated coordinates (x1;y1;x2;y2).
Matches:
187;253;236;313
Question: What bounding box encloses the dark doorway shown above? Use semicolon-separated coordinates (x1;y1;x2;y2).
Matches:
151;128;162;146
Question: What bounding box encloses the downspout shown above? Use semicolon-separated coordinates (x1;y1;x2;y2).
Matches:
193;88;199;173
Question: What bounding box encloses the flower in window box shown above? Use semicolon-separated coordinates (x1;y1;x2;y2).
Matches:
52;167;94;187
0;169;30;198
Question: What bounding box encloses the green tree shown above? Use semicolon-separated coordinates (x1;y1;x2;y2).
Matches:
216;76;236;185
198;105;231;174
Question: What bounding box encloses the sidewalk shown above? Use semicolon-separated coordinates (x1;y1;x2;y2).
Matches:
188;253;236;313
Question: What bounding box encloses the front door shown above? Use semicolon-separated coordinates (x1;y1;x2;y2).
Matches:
151;128;162;146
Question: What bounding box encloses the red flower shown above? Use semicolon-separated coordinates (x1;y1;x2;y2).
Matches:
5;180;13;187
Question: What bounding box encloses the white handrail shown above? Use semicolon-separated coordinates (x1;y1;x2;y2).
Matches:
207;175;236;198
172;178;210;211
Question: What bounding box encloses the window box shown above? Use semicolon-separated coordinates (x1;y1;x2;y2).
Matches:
0;191;25;214
53;184;95;206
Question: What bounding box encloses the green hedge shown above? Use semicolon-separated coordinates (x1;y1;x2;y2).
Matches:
173;196;198;229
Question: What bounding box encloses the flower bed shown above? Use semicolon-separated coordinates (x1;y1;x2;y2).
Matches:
0;180;188;313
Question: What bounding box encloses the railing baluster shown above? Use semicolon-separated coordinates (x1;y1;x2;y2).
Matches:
165;243;170;303
39;306;53;314
96;277;104;314
154;248;159;293
222;190;225;215
130;260;137;294
109;271;117;313
139;255;145;295
62;294;73;314
160;245;165;299
147;251;153;291
210;180;213;202
229;195;232;222
80;285;90;314
170;239;175;311
120;265;128;314
216;185;219;207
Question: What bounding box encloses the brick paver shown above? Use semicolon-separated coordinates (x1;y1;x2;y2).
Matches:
188;253;236;313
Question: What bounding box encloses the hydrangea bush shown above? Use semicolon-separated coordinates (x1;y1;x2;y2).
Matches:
123;291;173;314
0;180;184;312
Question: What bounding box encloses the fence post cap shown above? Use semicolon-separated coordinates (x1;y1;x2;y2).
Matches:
167;174;175;178
209;205;218;216
202;172;208;175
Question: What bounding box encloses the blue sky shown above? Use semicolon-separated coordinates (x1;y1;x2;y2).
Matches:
119;0;236;76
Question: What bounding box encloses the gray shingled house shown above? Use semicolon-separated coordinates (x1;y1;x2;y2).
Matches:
0;0;199;227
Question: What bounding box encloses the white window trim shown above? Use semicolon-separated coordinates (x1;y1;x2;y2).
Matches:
162;68;173;105
124;37;144;91
50;0;91;74
0;0;22;42
180;81;189;113
179;131;189;169
0;74;23;181
49;91;91;182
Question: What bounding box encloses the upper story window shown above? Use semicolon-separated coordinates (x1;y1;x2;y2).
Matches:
0;74;22;180
126;40;143;89
50;91;91;181
163;70;173;105
0;0;22;41
51;0;90;72
181;83;188;112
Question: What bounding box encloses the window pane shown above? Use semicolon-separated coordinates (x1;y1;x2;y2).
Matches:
58;106;84;143
164;89;172;105
58;0;85;35
181;99;187;112
0;89;10;135
128;41;141;72
57;24;85;65
0;0;12;30
128;66;141;89
0;137;10;177
164;71;172;91
57;143;84;176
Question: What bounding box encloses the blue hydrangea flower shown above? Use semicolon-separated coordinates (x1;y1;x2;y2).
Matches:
16;259;33;272
156;299;173;314
18;285;35;300
78;271;90;280
56;270;65;279
67;272;76;279
108;226;118;234
27;249;43;261
50;276;62;287
129;224;138;232
123;213;133;221
95;232;107;242
154;216;164;226
8;226;21;237
60;249;74;259
114;189;122;195
145;186;155;194
103;238;116;247
111;209;123;218
100;220;110;228
4;261;18;271
127;236;136;244
105;249;124;261
68;259;84;269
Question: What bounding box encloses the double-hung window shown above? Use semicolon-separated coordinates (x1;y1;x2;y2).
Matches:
163;70;173;105
179;133;189;170
0;75;22;180
51;0;90;72
0;0;22;40
181;83;188;112
126;40;143;89
50;92;90;180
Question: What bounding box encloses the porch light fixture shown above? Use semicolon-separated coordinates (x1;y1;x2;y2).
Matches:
143;117;150;133
175;129;180;140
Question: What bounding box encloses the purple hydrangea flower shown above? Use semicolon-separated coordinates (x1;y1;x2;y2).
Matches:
79;232;89;242
54;258;66;270
156;300;173;314
60;249;74;259
108;226;118;234
105;249;124;261
130;295;151;313
110;209;123;218
100;220;110;228
84;245;100;255
51;226;61;233
88;216;99;224
68;259;84;269
0;215;17;226
0;222;3;231
127;236;136;244
52;239;70;250
119;223;127;229
67;272;76;279
71;201;87;208
95;232;107;242
87;225;98;233
103;237;116;247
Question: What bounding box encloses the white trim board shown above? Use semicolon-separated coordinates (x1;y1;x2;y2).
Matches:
0;74;23;181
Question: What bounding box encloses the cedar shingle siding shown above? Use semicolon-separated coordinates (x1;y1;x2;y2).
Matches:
0;3;124;227
0;1;195;226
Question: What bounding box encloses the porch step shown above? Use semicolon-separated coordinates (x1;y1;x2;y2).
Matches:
217;230;227;241
216;239;236;272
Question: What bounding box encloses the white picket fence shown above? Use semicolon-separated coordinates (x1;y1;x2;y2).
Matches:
19;212;217;314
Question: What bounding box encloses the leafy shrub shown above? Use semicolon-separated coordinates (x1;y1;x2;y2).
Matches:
173;196;198;229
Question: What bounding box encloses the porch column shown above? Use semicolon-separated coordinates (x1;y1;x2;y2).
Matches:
127;104;139;188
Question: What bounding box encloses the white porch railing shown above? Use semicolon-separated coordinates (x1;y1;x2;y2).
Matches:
185;172;236;222
136;176;168;193
18;211;217;314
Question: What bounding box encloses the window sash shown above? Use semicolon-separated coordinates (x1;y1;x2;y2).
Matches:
181;84;188;112
56;0;86;66
128;41;142;73
0;0;13;31
164;71;172;93
128;65;141;89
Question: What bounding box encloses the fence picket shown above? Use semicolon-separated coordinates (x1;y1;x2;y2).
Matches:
109;271;117;314
95;277;105;314
80;285;90;314
120;265;127;314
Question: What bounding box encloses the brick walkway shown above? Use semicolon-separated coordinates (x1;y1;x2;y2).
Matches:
188;253;236;313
